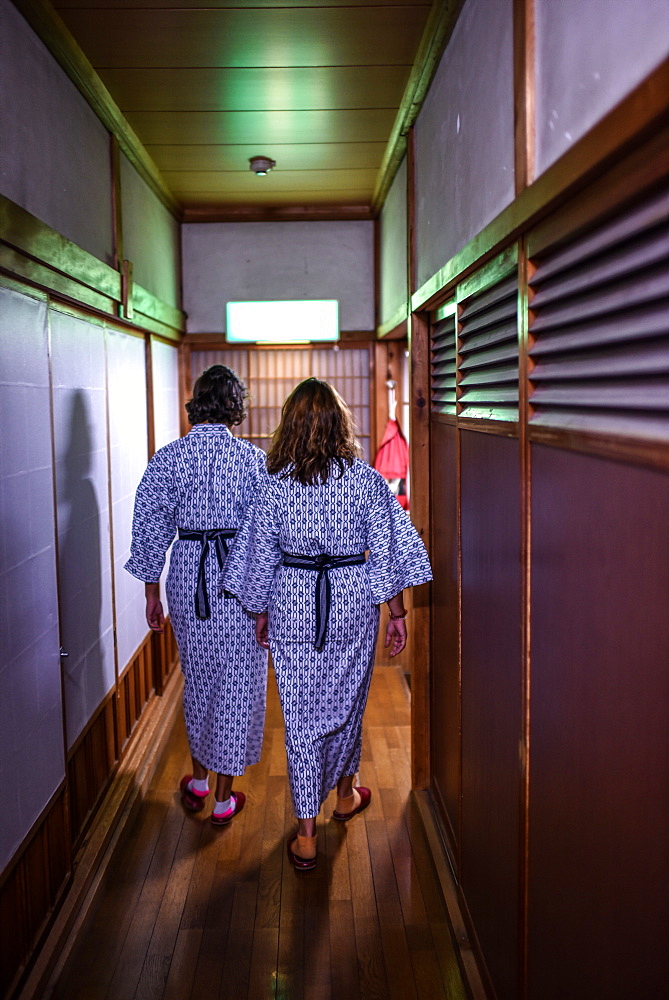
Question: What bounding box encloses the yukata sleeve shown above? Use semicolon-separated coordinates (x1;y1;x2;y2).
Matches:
364;467;432;605
124;446;177;583
221;482;281;613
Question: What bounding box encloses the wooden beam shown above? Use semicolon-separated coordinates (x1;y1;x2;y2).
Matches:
407;125;417;296
178;340;193;439
1;194;185;338
110;136;123;271
182;204;374;224
11;0;179;219
376;307;408;340
1;194;119;298
517;240;533;1000
372;0;465;215
513;0;536;194
408;309;432;790
373;341;389;456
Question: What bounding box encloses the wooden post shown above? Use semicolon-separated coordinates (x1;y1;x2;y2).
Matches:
408;309;431;790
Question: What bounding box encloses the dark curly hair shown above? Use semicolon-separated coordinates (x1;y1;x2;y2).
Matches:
185;365;247;426
267;378;360;485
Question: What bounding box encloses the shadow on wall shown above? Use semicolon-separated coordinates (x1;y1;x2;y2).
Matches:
58;391;104;746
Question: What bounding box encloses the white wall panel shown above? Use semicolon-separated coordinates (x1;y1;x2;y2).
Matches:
120;154;181;308
50;311;115;748
0;287;64;869
107;328;149;671
150;339;180;602
535;0;669;175
414;0;515;290
380;156;408;327
151;339;181;451
182;220;375;333
0;0;113;264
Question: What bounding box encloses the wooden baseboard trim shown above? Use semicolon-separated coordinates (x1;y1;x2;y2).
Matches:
412;789;489;1000
17;668;184;1000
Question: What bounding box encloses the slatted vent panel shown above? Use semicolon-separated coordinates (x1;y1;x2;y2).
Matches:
529;186;669;440
431;312;457;414
458;274;519;420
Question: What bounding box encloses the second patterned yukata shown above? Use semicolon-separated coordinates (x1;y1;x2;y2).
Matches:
125;423;269;775
221;458;432;817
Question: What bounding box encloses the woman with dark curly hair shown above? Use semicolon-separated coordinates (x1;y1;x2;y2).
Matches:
222;378;431;869
125;365;268;826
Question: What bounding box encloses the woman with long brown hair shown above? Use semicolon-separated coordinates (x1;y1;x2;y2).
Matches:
223;377;431;870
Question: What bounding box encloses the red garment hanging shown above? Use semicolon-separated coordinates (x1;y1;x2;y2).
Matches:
374;417;409;510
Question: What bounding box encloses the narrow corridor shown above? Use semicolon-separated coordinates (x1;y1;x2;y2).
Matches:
46;668;465;1000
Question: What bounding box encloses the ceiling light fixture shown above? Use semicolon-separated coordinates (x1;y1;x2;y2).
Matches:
249;155;276;177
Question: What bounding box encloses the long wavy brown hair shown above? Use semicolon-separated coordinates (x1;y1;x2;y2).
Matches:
267;378;361;485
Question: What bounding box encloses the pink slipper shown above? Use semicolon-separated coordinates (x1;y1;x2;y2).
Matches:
179;775;209;813
211;790;246;827
332;786;372;822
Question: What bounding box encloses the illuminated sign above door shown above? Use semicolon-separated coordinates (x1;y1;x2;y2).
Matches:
225;300;339;343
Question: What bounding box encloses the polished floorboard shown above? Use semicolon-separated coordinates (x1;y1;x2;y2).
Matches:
47;668;466;1000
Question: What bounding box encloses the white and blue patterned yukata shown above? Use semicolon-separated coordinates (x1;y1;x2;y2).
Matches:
125;423;269;775
222;458;432;817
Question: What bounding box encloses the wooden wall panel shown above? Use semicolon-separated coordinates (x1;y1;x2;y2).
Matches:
460;430;522;1000
117;632;157;754
528;445;669;1000
429;419;460;853
0;787;69;1000
67;694;117;848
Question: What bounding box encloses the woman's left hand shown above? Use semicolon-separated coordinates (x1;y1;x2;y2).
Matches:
385;618;407;657
255;611;269;649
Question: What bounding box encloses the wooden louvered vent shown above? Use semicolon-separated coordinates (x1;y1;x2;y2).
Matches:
458;273;519;421
431;308;457;415
528;186;669;440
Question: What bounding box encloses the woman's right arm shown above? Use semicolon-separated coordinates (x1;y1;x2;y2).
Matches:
254;611;269;649
385;591;407;657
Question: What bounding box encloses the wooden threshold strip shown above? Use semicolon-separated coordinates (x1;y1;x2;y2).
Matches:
413;789;489;1000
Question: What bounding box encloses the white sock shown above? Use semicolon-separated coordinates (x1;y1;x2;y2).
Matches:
189;777;209;794
213;796;232;816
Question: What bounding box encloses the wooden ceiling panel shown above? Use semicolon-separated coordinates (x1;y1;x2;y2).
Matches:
145;143;387;172
97;66;411;113
46;0;440;213
124;109;398;146
55;7;430;68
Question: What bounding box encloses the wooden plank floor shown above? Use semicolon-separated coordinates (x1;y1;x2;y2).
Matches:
47;668;466;1000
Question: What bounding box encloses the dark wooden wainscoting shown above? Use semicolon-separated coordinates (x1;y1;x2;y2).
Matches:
1;620;179;1000
419;115;669;999
0;788;69;1000
527;448;669;1000
459;430;522;1000
429;418;460;850
67;696;116;852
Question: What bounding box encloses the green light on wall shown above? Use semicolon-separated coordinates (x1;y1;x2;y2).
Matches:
226;300;339;343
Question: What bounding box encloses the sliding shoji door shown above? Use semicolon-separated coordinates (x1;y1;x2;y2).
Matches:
189;345;373;461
